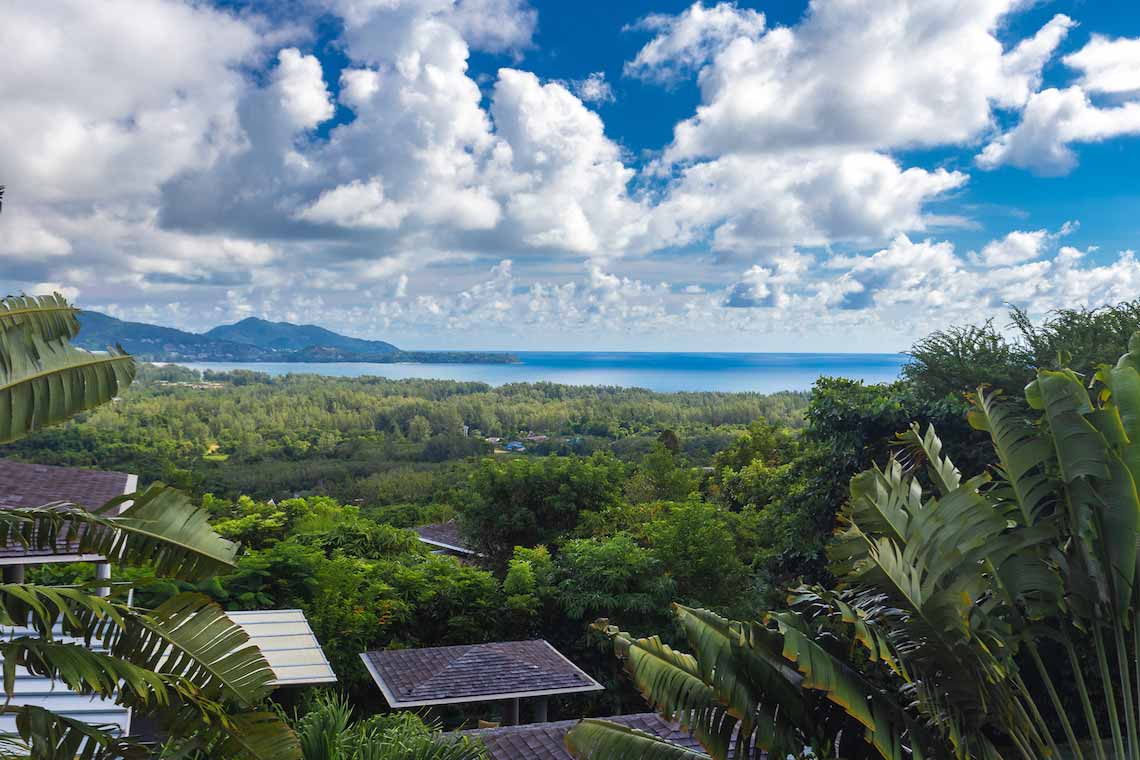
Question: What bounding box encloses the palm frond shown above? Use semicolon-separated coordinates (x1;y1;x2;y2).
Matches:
896;423;961;496
0;325;135;444
565;719;709;760
967;387;1055;525
116;593;276;707
0;294;80;344
0;485;240;582
0;704;148;760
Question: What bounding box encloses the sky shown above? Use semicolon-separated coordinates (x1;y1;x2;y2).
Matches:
4;0;1140;352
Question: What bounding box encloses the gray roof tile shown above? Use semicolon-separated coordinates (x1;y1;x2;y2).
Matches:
459;713;709;760
361;640;603;707
0;459;133;561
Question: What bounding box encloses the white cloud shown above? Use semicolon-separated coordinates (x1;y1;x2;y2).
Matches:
977;86;1140;175
633;2;1073;162
7;0;1140;350
295;178;408;229
0;0;264;203
979;33;1140;174
447;0;537;55
340;68;381;109
0;210;72;258
272;48;334;130
490;69;645;255
625;2;766;83
976;229;1051;267
568;72;615;105
646;151;967;251
1065;35;1140;95
724;251;807;308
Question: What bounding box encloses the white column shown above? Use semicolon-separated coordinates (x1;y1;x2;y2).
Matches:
95;561;111;598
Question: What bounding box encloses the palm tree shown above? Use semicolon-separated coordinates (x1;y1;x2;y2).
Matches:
567;333;1140;759
0;294;300;759
292;692;486;760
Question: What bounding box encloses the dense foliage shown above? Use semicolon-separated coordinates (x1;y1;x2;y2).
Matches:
16;296;1140;747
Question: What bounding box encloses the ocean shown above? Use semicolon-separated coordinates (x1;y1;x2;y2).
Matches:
179;352;908;394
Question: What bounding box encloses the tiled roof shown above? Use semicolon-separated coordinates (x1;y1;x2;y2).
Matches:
0;459;135;562
360;640;603;707
459;713;709;760
414;521;475;554
227;609;337;686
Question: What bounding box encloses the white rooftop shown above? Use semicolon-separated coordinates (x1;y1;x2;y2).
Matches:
228;608;337;686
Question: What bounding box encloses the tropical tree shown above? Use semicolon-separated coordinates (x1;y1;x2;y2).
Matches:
568;333;1140;759
0;294;299;758
292;692;485;760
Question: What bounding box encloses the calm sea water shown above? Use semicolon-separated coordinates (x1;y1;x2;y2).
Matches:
179;352;907;394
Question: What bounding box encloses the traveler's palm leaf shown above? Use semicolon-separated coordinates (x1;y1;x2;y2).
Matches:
0;294;134;444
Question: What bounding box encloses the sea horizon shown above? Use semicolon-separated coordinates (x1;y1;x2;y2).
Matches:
176;350;909;394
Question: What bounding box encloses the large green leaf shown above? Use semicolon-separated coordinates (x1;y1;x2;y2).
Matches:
0;485;240;582
0;324;135;444
565;719;709;760
0;704;146;760
770;611;921;760
896;423;961;496
0;294;79;344
967;387;1055;525
115;593;276;707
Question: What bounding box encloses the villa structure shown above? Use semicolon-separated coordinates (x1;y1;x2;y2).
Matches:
0;458;336;739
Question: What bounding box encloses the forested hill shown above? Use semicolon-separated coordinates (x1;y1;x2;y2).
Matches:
206;316;398;354
75;311;517;364
76;311;270;361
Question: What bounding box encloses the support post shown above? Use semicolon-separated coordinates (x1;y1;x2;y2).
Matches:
502;697;519;726
95;561;111;598
533;697;548;723
2;564;25;584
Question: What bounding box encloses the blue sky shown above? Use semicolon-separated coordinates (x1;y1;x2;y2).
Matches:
5;0;1140;351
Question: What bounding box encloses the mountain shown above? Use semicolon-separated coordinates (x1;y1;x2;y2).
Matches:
205;317;398;354
76;311;273;361
73;311;517;364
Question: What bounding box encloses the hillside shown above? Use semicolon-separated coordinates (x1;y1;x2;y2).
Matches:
205;317;398;354
76;311;272;361
74;311;516;363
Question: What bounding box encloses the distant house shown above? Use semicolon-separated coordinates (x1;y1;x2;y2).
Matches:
458;714;708;760
524;434;548;443
360;639;602;725
504;441;525;452
485;437;502;444
0;459;338;739
414;521;478;557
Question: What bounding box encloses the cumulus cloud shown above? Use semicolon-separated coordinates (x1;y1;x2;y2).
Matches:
6;0;1140;349
0;0;263;203
723;252;807;308
295;179;407;229
631;1;1073;162
566;72;615;105
979;32;1140;174
490;69;645;254
645;151;967;252
978;87;1140;174
1065;35;1140;95
624;2;766;83
272;48;334;130
448;0;538;55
